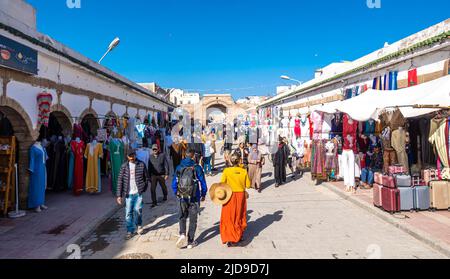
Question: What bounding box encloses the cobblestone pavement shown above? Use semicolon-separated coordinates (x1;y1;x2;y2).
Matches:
75;156;446;259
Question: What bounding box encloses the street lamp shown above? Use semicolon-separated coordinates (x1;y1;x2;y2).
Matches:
98;37;120;64
280;75;303;85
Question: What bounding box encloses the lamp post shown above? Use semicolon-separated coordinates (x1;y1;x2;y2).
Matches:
280;75;303;85
98;37;120;64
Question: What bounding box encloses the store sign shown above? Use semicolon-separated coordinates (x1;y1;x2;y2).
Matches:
0;34;38;75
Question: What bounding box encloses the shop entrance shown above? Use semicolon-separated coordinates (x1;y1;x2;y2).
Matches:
0;105;34;209
37;111;73;192
81;113;100;141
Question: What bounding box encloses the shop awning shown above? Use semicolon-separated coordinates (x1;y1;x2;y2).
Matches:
315;75;450;121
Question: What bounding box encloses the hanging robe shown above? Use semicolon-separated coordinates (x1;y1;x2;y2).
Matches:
71;140;85;196
28;144;48;209
85;142;103;193
109;139;124;195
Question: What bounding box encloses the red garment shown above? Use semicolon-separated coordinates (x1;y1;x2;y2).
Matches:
220;192;247;244
71;140;85;196
294;118;301;138
408;69;418;87
362;84;368;93
343;114;358;153
308;115;313;140
37;92;53;127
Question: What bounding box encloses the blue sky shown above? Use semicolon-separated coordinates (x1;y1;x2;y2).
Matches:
26;0;449;99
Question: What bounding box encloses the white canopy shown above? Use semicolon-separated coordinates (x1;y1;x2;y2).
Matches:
315;74;450;121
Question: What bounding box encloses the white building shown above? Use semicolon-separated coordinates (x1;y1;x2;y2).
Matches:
167;89;200;105
0;0;174;205
260;19;450;115
236;96;268;105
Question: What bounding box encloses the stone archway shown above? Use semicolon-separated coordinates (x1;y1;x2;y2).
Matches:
0;97;36;208
50;104;73;138
206;104;227;124
79;108;100;140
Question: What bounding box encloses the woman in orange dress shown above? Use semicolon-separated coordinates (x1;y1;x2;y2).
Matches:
220;153;251;247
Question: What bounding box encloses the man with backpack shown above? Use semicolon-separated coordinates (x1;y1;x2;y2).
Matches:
171;148;208;249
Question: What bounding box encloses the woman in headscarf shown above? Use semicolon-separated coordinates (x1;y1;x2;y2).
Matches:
220;153;251;247
247;144;265;193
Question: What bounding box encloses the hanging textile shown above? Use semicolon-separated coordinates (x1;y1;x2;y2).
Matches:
52;139;68;191
85;142;103;193
311;111;323;140
71;140;85;195
408;69;418;87
67;146;74;190
429;117;450;179
108;139;124;195
37;92;53;128
324;139;338;177
389;71;398;90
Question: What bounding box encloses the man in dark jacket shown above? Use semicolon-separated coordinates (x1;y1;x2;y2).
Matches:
116;149;149;240
171;148;207;249
148;144;170;207
273;137;288;188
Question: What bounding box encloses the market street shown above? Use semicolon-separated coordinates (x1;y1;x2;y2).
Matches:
72;148;446;259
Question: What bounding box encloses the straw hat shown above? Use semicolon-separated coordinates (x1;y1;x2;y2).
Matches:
209;183;232;206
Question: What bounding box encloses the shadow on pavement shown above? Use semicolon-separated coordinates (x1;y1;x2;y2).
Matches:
259;178;275;192
240;210;284;247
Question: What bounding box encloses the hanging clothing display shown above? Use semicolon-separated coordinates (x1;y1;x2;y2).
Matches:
342;114;358;153
330;114;343;138
408;68;418;87
294;117;301;138
311;111;323;140
28;143;48;209
429;117;450;179
300;115;311;140
391;128;409;171
311;140;327;180
280;117;290;138
389;71;398;90
37;92;53;128
71;140;85;195
364;120;376;135
51;139;68;191
322;113;333;140
109;138;124;195
84;142;103;193
67;147;74;190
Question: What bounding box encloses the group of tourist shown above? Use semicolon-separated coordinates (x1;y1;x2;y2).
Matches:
114;128;254;248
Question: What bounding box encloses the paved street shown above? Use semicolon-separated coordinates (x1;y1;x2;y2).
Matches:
72;153;446;259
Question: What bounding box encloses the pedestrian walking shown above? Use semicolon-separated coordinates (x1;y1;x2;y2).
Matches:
210;129;217;170
273;137;288;187
218;153;251;247
203;138;213;176
284;137;296;180
148;144;170;207
172;148;208;249
116;149;149;240
248;144;265;192
235;142;249;169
